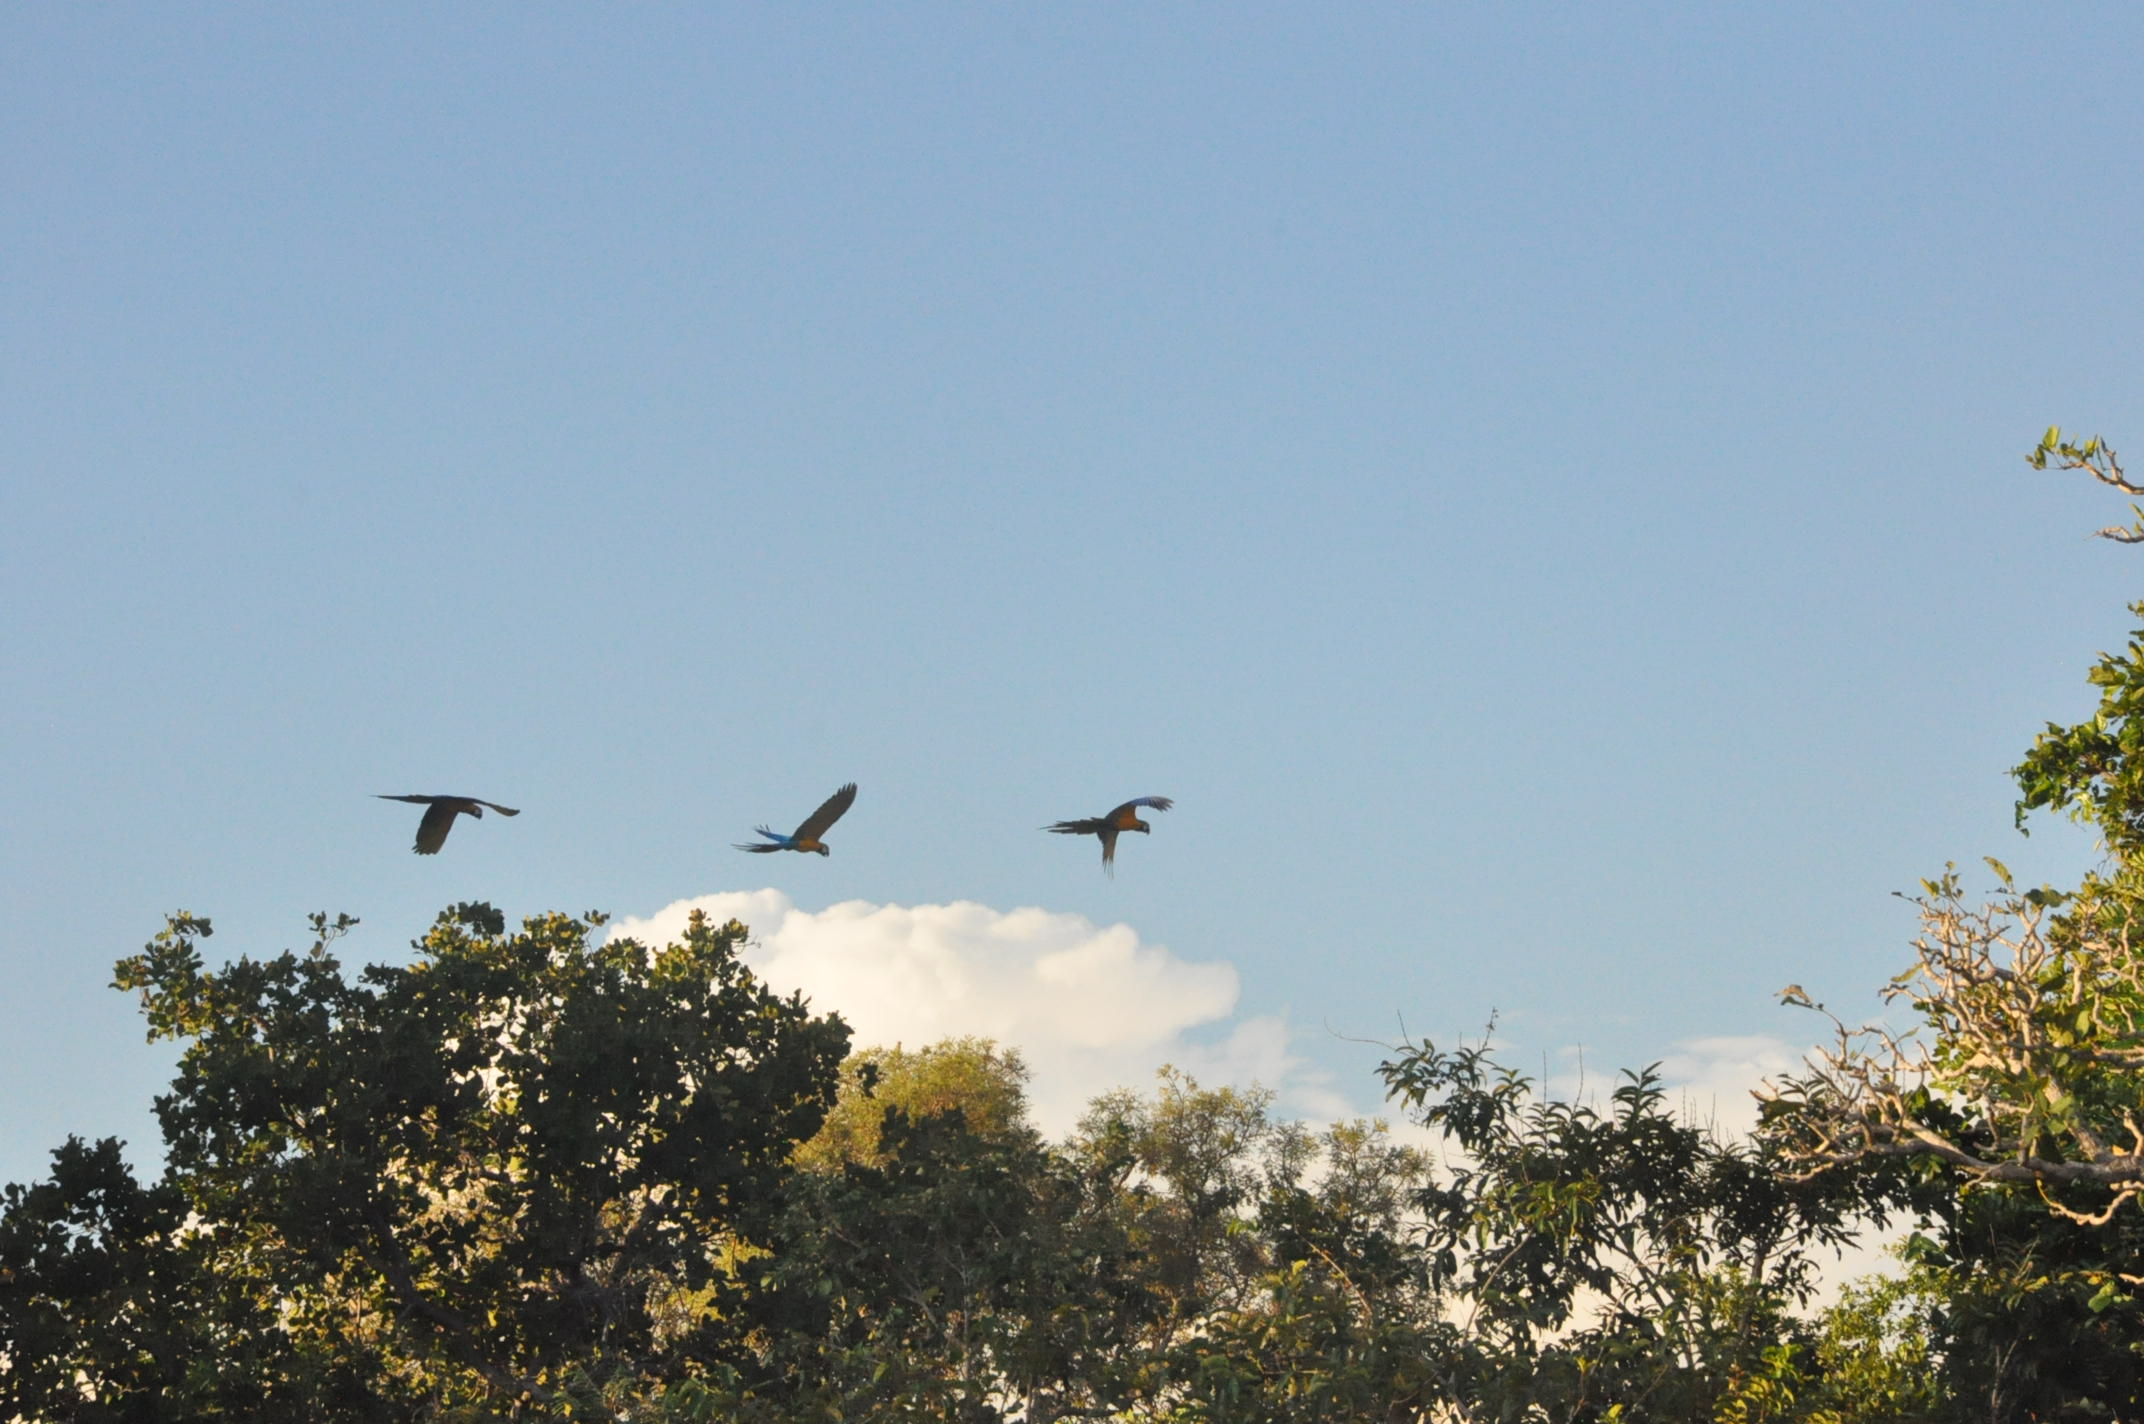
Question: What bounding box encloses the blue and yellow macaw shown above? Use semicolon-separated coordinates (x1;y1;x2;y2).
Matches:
1045;795;1173;875
736;782;858;857
377;794;520;854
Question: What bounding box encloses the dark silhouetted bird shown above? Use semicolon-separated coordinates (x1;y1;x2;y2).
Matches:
736;782;858;856
1045;795;1173;875
377;794;520;855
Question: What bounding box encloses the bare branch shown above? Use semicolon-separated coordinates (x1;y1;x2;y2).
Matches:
1763;873;2144;1215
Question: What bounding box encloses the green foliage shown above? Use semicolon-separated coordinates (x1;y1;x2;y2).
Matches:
1150;1257;1451;1424
0;1134;297;1422
2013;602;2144;872
1076;1069;1294;1323
1380;1038;1868;1422
6;915;1912;1423
1077;1071;1445;1423
1712;1271;1940;1424
795;1036;1033;1171
1899;1194;2144;1421
755;1103;1159;1422
5;905;851;1419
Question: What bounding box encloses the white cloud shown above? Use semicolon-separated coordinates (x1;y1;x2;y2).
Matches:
1655;1034;1807;1137
1547;1032;1807;1139
605;890;1341;1136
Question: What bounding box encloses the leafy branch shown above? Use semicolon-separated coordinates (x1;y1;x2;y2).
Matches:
1764;865;2144;1223
2029;426;2144;542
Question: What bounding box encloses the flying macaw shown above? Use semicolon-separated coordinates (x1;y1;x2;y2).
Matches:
376;794;520;855
736;782;858;856
1045;795;1173;875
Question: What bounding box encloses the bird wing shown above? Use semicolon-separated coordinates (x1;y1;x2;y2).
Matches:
414;800;461;854
1111;796;1173;818
792;782;858;842
1100;827;1120;874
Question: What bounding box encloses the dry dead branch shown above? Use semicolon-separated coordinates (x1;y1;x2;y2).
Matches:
1761;870;2144;1220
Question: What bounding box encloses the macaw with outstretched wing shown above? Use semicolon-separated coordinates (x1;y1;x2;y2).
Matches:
736;782;858;856
377;794;520;855
1045;795;1173;875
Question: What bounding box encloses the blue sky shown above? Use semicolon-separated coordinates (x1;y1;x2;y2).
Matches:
6;5;2142;1186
